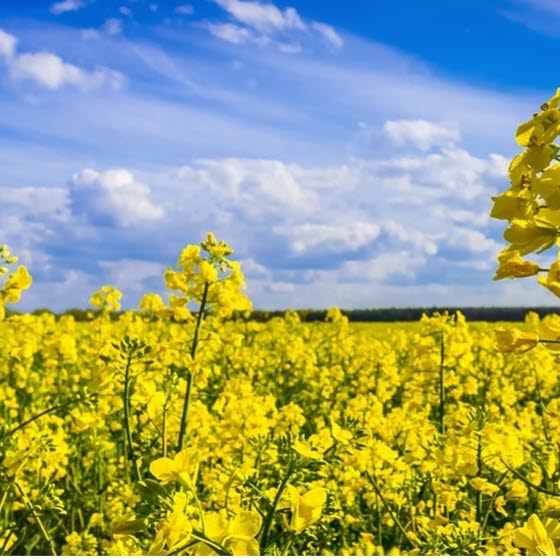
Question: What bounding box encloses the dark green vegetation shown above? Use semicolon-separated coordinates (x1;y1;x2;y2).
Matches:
8;306;560;322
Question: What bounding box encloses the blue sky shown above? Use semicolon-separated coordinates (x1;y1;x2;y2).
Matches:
0;0;559;310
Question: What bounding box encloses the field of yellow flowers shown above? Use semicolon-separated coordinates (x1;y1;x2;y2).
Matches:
0;234;559;556
8;89;560;556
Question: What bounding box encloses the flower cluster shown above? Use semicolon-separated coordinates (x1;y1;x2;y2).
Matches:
0;244;31;320
3;233;560;555
491;88;560;295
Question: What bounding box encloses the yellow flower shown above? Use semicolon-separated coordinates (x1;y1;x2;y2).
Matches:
177;244;201;268
516;108;560;147
139;293;166;312
147;492;192;555
89;285;121;311
288;487;327;533
506;479;528;500
293;440;323;460
2;265;32;303
503;219;558;256
494;496;507;516
539;260;560;298
149;447;200;485
491;189;534;221
330;418;352;445
534;163;560;209
196;511;261;556
471;477;500;495
495;328;538;353
513;514;557;555
494;249;540;280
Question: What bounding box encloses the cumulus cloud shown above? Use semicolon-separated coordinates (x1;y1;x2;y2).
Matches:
70;168;164;227
178;158;312;223
100;259;163;292
3;121;512;310
50;0;83;15
208;0;342;51
341;251;428;282
0;186;69;219
281;223;381;255
166;133;505;294
0;28;124;91
384;119;460;151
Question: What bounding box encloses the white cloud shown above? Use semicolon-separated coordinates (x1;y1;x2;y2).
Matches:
281;223;381;255
206;23;263;45
267;281;295;294
175;4;193;15
0;29;17;59
1;135;514;310
100;259;163;293
50;0;83;15
311;22;343;49
0;186;69;219
0;20;536;310
209;0;342;52
214;0;306;32
10;52;124;91
444;228;501;254
0;28;124;91
119;6;132;16
178;158;312;224
101;18;123;36
384;119;460;151
342;251;427;281
70;168;164;227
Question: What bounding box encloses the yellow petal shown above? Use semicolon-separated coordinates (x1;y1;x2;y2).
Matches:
204;512;228;543
230;511;262;539
149;457;176;483
300;488;327;509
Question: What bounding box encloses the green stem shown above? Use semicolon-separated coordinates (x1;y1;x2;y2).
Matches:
177;370;193;452
177;281;209;451
162;403;168;458
259;460;294;551
533;366;551;441
367;473;416;548
123;351;141;482
502;460;560;497
4;397;83;438
190;282;210;360
438;335;445;437
168;530;231;556
476;432;482;523
14;482;57;556
282;533;295;555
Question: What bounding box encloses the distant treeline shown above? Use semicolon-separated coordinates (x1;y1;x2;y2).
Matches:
248;307;560;322
9;306;560;323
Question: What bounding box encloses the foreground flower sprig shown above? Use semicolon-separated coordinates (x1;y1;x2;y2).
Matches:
491;88;560;296
0;244;31;320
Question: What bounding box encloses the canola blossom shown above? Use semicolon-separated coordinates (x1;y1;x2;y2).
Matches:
0;236;558;555
3;94;560;554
